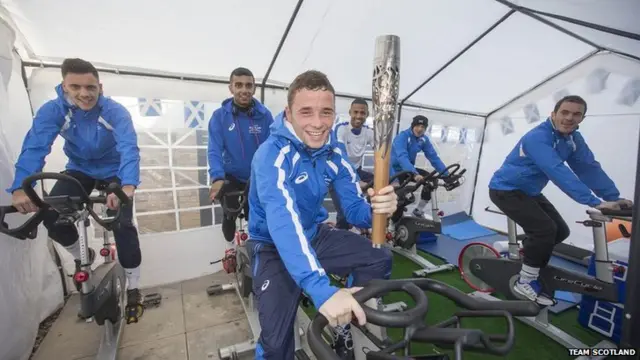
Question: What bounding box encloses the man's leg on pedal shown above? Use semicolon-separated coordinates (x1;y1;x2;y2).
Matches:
489;189;557;305
312;224;393;358
249;242;301;360
107;191;144;306
221;175;246;242
43;170;97;264
412;168;431;217
534;194;570;267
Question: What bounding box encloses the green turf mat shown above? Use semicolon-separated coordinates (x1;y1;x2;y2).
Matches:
302;251;611;359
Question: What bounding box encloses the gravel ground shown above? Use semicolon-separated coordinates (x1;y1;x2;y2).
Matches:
28;295;70;360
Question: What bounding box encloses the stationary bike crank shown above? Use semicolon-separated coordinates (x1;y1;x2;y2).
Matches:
222;249;237;274
458;242;501;293
394;224;411;249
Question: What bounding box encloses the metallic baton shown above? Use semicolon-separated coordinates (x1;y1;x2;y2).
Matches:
371;34;400;247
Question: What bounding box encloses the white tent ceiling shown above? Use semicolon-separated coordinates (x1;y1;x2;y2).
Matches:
2;0;639;114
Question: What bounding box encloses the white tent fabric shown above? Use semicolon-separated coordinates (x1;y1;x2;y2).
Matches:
0;17;63;360
0;0;639;358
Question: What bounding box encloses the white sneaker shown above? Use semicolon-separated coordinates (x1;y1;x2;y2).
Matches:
513;278;555;306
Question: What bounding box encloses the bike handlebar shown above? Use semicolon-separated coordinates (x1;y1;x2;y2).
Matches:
214;180;249;215
307;277;539;360
0;172;130;240
490;205;633;221
398;164;466;195
587;207;633;219
308;279;429;360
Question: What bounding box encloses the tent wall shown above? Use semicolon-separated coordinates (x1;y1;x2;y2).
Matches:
472;53;640;250
395;106;484;216
0;20;63;360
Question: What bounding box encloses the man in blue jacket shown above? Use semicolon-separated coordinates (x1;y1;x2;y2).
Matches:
489;95;632;305
207;67;274;244
247;70;397;360
390;115;451;217
8;58;145;311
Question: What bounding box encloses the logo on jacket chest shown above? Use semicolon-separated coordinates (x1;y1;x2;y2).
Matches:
249;124;262;134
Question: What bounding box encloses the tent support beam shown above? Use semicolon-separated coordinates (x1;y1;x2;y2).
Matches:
495;0;640;63
467;116;488;215
486;49;600;119
394;9;516;135
23;60;471;116
467;48;599;215
622;129;640;355
510;4;640;42
260;0;304;103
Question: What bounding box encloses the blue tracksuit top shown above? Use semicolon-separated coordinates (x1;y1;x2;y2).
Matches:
390;128;448;176
207;97;274;183
248;111;372;309
489;118;620;206
7;84;140;193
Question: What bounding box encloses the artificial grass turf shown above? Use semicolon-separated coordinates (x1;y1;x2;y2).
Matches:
303;251;609;359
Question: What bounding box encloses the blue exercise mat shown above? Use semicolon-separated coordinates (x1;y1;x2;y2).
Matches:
442;219;497;241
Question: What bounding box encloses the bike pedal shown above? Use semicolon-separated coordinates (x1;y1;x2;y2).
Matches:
143;293;162;308
125;303;145;324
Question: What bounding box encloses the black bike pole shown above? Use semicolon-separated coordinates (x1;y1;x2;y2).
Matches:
620;126;640;355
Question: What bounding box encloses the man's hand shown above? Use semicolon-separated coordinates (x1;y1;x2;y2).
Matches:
414;174;424;183
616;198;633;208
318;287;366;327
11;189;38;214
106;185;135;210
595;201;621;211
209;180;225;202
367;185;398;215
359;180;368;189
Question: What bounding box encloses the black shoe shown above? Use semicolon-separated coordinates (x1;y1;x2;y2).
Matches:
333;325;354;360
126;288;145;324
222;216;237;242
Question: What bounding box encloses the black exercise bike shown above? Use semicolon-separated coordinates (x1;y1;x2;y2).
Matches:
0;172;147;360
307;276;541;360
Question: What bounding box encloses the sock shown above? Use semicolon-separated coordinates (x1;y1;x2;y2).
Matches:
65;241;81;260
417;199;428;211
519;264;539;283
225;240;236;250
125;267;141;290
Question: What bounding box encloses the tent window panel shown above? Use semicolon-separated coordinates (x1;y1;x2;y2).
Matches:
135;191;175;213
137;213;177;234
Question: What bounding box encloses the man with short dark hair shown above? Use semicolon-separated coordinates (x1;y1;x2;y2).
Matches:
207;67;274;245
489;95;632;305
247;70;397;359
8;57;145;311
329;98;374;229
390;115;450;217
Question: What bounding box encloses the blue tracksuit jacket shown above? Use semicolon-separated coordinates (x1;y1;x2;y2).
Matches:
390;128;448;176
7;84;140;193
489;118;620;206
248;112;372;308
207;98;274;183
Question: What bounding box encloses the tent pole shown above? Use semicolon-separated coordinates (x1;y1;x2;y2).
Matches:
260;0;304;104
468;116;489;215
513;5;640;42
399;10;515;108
495;0;640;63
621;128;640;356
